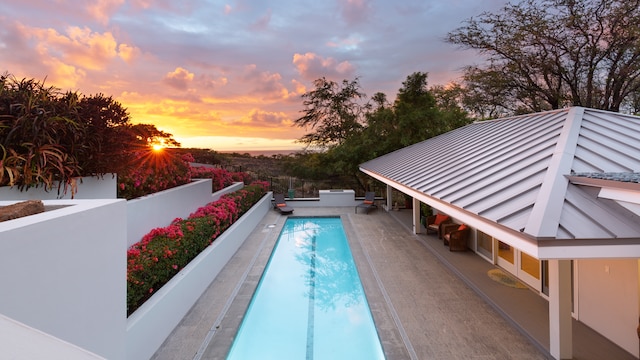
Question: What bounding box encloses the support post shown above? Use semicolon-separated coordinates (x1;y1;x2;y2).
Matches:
412;197;421;234
386;185;393;212
549;259;573;359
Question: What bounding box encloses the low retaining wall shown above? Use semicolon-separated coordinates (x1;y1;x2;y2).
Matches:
282;189;364;208
125;192;273;360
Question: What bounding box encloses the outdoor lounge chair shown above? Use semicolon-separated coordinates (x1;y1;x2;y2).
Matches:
355;192;377;214
273;193;294;214
425;214;451;238
442;223;469;251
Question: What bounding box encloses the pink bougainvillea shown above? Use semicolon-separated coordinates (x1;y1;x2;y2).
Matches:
126;183;266;315
117;151;254;200
190;166;253;193
117;149;194;200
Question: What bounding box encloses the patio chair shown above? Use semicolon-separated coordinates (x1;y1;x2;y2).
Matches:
425;214;451;238
273;193;294;214
442;223;469;251
355;192;377;214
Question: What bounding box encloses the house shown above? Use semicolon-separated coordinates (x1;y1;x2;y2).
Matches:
359;107;640;359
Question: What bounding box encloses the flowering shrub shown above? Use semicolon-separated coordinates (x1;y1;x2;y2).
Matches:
118;151;194;200
190;166;253;192
126;182;267;315
118;152;255;200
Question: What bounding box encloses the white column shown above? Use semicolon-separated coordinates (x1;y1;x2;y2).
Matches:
386;185;393;212
549;259;573;359
412;197;421;234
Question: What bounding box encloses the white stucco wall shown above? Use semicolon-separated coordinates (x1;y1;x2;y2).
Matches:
577;259;639;357
0;199;127;360
126;179;213;247
0;314;106;360
126;192;272;360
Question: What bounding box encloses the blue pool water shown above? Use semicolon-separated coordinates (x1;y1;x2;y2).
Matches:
227;217;385;360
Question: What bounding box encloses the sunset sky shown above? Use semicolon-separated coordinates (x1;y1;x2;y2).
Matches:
1;0;507;151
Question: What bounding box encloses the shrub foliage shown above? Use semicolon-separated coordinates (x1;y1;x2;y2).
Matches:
1;73;178;192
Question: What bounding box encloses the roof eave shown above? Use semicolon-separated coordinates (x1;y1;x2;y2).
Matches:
361;167;640;260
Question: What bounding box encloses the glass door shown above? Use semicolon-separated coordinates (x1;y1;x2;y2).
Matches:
476;230;493;261
518;251;540;289
496;240;516;274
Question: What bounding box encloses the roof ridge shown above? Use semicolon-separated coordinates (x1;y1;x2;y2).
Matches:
523;107;584;237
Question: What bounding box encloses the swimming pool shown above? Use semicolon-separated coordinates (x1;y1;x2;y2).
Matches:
227;217;385;359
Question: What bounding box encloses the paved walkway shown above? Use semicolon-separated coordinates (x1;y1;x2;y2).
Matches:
151;206;634;360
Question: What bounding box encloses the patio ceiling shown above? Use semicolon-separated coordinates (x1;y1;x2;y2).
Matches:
360;107;640;258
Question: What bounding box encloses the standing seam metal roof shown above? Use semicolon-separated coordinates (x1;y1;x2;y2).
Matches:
360;107;640;241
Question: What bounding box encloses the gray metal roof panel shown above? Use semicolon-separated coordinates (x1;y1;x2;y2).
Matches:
360;107;640;242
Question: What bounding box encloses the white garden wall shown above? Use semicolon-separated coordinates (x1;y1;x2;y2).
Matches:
0;183;270;360
126;192;272;360
127;180;244;247
0;199;127;360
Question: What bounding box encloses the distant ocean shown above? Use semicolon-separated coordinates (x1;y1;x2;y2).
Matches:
218;149;301;157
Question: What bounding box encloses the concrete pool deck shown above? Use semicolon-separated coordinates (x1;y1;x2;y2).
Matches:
151;207;635;360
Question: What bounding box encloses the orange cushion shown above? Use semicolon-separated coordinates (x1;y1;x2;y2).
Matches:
277;203;286;207
458;224;468;231
434;214;449;225
364;200;373;204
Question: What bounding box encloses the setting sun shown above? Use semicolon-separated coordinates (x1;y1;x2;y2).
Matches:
152;144;164;151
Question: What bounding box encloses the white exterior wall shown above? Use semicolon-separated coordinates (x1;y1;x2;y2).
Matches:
0;314;106;360
0;199;127;360
576;259;639;357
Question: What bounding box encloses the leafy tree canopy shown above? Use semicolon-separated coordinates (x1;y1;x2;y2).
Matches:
293;77;367;149
289;72;471;191
446;0;640;116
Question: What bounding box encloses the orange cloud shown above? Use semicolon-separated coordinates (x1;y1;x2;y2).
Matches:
163;67;195;90
86;0;125;25
292;52;356;81
241;109;292;128
198;73;229;89
242;65;294;100
41;58;87;90
291;79;307;96
118;44;141;63
27;25;120;71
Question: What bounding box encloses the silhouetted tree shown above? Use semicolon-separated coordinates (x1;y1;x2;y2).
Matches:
447;0;640;113
294;77;367;149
